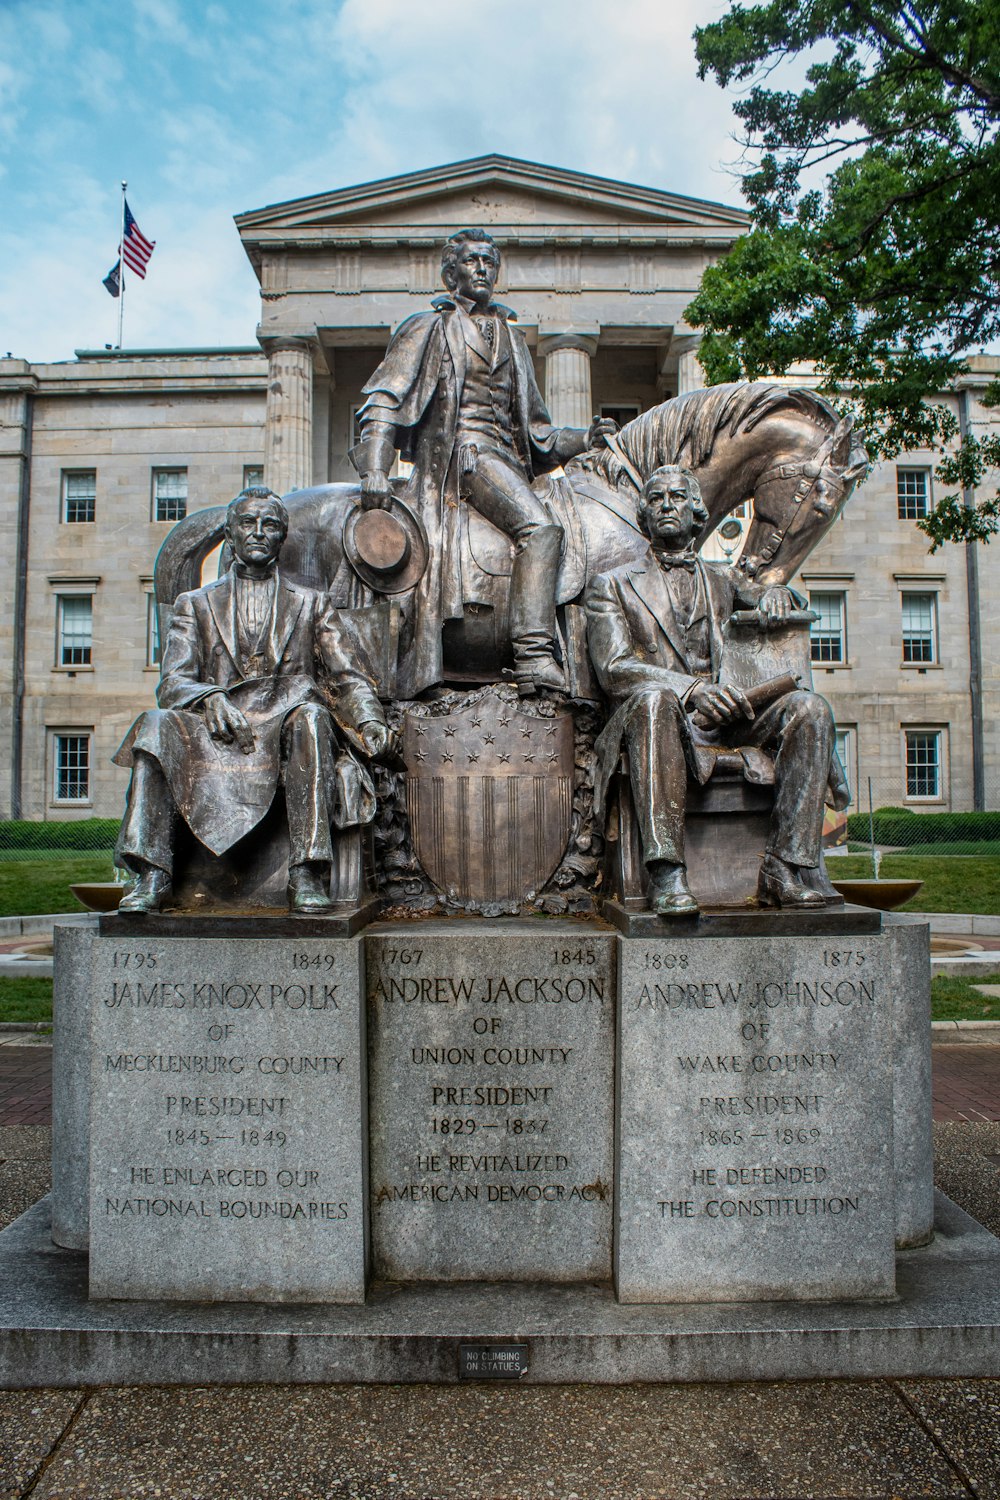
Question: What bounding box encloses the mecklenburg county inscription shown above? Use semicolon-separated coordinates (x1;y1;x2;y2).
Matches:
366;924;616;1282
88;936;367;1303
616;934;896;1303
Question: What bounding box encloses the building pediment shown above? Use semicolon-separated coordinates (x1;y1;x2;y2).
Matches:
236;155;748;269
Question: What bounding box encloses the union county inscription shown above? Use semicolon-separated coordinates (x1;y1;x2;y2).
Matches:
366;923;616;1281
88;935;367;1303
616;933;896;1303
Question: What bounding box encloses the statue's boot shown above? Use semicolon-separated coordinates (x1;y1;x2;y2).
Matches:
119;863;172;914
757;853;825;908
508;525;567;695
797;862;845;905
647;859;699;917
288;861;334;914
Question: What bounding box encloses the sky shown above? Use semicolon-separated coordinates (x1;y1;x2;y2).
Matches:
0;0;743;363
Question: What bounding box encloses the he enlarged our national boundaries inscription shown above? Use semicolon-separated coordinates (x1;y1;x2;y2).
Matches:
616;933;896;1303
88;936;366;1303
366;925;616;1281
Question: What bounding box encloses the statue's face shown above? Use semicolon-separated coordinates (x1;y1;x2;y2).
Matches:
642;477;699;548
225;498;287;569
450;241;499;306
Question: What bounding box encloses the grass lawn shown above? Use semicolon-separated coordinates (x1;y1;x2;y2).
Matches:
0;976;53;1023
0;856;117;918
829;853;1000;914
931;972;1000;1021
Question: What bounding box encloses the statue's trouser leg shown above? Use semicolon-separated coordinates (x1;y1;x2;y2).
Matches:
462;455;563;663
622;688;689;867
741;690;834;868
114;751;176;877
280;705;336;867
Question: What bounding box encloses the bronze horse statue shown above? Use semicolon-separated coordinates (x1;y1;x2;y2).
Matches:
155;382;868;693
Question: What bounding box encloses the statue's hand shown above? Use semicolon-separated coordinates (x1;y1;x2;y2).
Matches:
757;586;793;625
203;692;256;753
360;471;393;511
359;720;392;759
688;681;754;727
586;415;618;450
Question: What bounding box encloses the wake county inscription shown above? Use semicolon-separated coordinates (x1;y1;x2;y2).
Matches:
366;924;616;1282
88;936;367;1303
616;935;896;1303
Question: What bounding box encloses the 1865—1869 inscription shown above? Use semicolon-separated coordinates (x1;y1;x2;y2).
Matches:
88;935;367;1303
616;933;896;1303
367;923;616;1281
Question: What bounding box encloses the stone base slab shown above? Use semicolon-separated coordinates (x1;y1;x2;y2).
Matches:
600;899;881;938
1;1193;998;1387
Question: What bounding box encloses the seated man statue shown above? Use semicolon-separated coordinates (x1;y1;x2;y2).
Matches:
113;487;391;915
584;465;846;917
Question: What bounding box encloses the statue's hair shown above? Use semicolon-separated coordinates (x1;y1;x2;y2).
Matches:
226;487;288;530
441;228;501;289
638;464;709;538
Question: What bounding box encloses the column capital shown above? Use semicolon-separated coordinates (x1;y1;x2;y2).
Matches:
537;331;599;359
258;334;317;358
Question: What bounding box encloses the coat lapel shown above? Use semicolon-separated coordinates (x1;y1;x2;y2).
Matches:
442;306;467;397
270;576;304;669
626;564;691;665
205;572;241;675
698;561;727;678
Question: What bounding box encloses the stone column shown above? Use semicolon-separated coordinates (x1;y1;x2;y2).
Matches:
539;334;598;430
263;338;315;495
676;346;705;397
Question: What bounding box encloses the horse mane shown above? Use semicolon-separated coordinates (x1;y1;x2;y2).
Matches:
580;382;840;490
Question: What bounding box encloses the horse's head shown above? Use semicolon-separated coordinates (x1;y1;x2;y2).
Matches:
736;415;869;584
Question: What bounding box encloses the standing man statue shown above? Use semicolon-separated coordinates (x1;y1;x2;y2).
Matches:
585;465;847;917
352;227;616;697
113;488;390;915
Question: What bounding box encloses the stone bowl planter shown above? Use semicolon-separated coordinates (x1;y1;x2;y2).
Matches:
831;878;923;911
70;882;127;913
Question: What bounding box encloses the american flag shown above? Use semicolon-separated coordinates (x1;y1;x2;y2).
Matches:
121;200;155;277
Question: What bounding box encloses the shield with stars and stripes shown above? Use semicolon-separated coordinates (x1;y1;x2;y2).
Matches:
403;694;574;906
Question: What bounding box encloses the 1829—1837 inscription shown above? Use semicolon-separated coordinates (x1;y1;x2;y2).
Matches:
88;935;367;1303
616;933;896;1303
367;923;616;1281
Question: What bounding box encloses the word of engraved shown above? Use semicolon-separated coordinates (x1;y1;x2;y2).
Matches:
105;981;340;1010
164;1095;290;1117
698;1093;823;1116
411;1046;572;1066
676;1053;840;1075
373;975;605;1005
691;1164;829;1187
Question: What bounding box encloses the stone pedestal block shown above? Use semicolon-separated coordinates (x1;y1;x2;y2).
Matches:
616;930;896;1303
88;933;367;1303
51;921;98;1250
366;920;616;1282
885;914;934;1247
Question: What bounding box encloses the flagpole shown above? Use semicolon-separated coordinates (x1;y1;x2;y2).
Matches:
117;180;127;350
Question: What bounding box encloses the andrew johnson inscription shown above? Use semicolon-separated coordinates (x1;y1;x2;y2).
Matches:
366;925;616;1281
616;933;896;1303
89;935;367;1303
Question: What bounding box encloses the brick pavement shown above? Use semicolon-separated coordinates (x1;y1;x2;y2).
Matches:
0;1046;52;1127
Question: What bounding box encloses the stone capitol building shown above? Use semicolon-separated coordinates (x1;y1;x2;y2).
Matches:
1;155;997;823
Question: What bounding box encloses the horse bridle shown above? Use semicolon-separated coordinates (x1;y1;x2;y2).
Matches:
737;457;848;577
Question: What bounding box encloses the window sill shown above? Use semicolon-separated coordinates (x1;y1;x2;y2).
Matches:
901;663;942;672
49;801;94;810
813;663;851;672
51;666;95;675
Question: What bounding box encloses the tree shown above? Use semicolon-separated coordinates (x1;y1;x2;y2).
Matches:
685;1;1000;546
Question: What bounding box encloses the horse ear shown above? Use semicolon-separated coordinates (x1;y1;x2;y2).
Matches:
830;417;855;470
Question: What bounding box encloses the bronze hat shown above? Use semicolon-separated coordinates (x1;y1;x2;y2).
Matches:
343;496;428;595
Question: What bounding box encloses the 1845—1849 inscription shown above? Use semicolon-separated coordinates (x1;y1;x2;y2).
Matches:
367;923;616;1281
88;935;367;1303
616;933;896;1303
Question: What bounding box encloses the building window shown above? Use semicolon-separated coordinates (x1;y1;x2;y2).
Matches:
809;591;846;664
243;465;264;490
146;594;161;668
905;730;941;799
57;595;93;666
897;468;930;520
53;733;91;802
62;470;96;524
153;468;188;522
834;727;855;805
600;403;640;430
901;592;937;664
